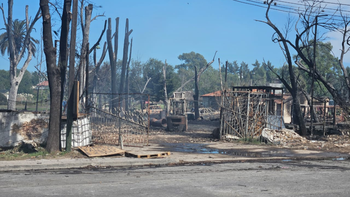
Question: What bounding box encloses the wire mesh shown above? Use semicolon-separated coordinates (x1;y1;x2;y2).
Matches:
89;93;149;147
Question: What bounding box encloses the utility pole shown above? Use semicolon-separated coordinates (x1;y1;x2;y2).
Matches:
310;14;327;137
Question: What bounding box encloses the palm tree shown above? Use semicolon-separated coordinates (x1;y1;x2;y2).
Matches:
0;19;39;57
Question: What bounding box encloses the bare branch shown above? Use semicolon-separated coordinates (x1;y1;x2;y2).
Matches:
17;7;41;65
141;77;151;94
0;4;7;26
80;0;84;36
175;51;217;92
48;1;62;19
89;19;107;54
97;42;107;68
91;13;105;22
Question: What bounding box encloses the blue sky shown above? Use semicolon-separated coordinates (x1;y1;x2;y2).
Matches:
0;0;350;72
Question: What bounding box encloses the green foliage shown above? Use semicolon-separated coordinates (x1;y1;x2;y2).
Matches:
0;69;40;95
0;69;10;92
0;19;39;57
296;41;341;98
18;70;34;94
143;58;166;101
0;92;7;105
200;65;220;95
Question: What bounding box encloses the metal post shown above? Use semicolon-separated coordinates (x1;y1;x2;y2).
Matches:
147;94;150;146
118;94;123;149
333;101;336;129
323;100;326;136
36;86;39;112
85;43;89;113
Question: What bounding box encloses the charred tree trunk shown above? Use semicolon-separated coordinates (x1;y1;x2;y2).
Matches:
257;0;307;135
119;18;133;109
78;4;93;101
194;66;199;120
92;42;107;107
66;0;78;152
124;38;133;111
163;60;168;115
106;17;119;114
40;0;61;153
59;0;72;110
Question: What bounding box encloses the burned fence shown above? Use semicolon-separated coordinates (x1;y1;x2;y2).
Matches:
220;86;284;139
89;93;150;147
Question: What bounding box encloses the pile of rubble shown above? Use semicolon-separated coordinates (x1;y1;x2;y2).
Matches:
12;118;48;140
261;128;350;153
261;128;308;145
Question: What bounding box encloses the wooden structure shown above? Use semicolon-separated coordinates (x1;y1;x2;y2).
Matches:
220;86;284;139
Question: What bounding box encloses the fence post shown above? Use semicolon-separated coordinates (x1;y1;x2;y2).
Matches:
118;94;123;149
245;91;251;140
36;87;39;112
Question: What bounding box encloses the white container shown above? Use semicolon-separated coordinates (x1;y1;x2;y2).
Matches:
61;116;91;149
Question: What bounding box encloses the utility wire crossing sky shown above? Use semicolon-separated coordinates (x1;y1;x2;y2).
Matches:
0;0;349;72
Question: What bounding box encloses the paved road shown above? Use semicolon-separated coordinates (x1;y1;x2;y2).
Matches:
0;160;349;197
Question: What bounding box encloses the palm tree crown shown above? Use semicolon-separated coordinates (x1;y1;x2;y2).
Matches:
0;19;39;57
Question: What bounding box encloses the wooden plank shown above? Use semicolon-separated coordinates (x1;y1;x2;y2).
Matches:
125;151;171;159
78;145;125;157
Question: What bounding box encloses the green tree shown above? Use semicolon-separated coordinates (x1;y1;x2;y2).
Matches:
297;41;341;98
0;19;39;57
18;70;34;94
200;65;220;94
0;69;10;93
239;61;251;85
143;58;165;101
252;60;267;86
0;1;41;110
177;51;216;119
261;61;276;83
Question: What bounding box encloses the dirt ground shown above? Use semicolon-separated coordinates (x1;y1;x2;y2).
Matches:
4;119;349;161
147;119;350;154
148;120;221;144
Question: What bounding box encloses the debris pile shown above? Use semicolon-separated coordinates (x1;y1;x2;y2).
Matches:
323;135;350;148
12;118;48;140
261;128;307;145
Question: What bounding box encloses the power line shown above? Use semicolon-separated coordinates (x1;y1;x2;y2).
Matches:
232;0;349;22
274;0;350;7
273;0;350;13
247;0;350;16
232;0;299;14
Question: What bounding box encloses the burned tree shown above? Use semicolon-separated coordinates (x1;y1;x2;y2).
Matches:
257;0;307;135
106;17;119;113
0;1;41;110
285;1;350;115
40;0;73;152
78;2;93;100
119;18;133;110
124;38;133;111
163;60;168;114
177;51;217;120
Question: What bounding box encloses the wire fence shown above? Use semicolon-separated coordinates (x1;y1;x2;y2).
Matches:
89;93;150;147
0;99;50;112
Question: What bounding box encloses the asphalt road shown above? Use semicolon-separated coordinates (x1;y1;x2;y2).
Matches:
0;160;349;197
